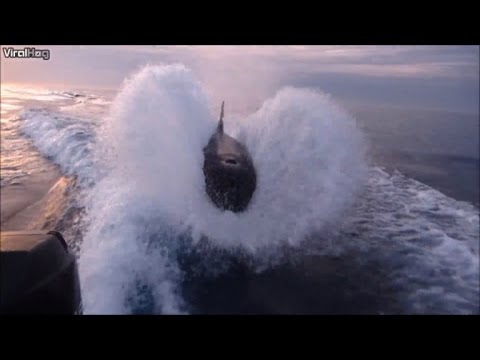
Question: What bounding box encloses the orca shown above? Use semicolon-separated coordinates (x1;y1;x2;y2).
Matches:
203;102;256;212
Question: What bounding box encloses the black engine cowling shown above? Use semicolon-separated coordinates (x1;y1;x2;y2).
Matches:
0;231;82;315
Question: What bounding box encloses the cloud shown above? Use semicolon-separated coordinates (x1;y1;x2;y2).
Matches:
1;45;478;113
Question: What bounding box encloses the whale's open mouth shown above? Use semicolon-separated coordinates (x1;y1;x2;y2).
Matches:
203;102;257;212
224;158;238;165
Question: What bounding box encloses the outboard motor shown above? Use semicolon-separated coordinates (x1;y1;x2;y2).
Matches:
0;231;82;315
203;102;257;212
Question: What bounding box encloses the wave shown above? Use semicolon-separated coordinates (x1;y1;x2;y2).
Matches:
16;64;478;314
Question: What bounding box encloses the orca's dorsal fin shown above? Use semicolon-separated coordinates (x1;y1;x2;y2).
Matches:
217;100;224;133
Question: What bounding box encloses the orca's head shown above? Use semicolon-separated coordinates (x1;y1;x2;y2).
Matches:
202;104;256;212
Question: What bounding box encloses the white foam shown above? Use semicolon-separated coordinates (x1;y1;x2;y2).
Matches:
79;64;367;313
16;63;477;314
79;64;215;314
187;87;367;253
339;167;479;314
79;177;186;314
19;109;97;186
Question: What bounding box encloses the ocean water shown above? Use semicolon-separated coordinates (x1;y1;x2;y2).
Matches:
1;64;478;314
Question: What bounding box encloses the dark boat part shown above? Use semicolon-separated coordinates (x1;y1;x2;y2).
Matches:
0;231;82;315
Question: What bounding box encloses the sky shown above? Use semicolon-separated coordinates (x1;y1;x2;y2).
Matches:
1;45;479;114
